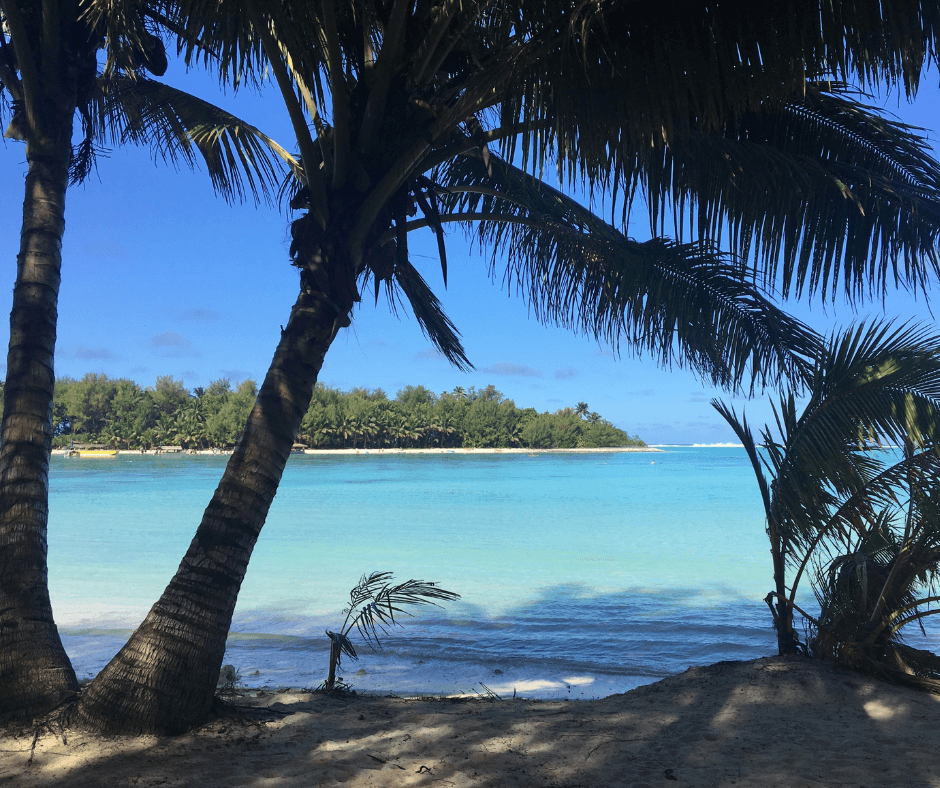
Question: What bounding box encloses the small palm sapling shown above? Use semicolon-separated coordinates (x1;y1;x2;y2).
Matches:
323;572;459;690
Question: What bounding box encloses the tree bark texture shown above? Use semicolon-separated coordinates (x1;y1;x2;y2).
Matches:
74;280;354;734
0;124;80;718
769;518;798;655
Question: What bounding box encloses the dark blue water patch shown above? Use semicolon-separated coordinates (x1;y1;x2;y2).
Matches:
60;588;778;688
59;630;134;680
215;586;778;686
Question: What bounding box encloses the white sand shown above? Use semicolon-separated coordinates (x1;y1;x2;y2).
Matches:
6;656;940;787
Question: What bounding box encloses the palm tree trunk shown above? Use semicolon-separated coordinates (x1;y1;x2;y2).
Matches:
769;517;798;654
0;121;80;719
74;282;354;735
326;639;340;690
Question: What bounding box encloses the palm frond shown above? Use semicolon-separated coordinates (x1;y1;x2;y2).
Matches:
491;2;940;304
801;322;940;452
711;400;772;516
339;571;460;650
631;85;940;302
82;0;167;77
91;74;299;204
326;629;357;662
434;153;820;392
498;0;939;186
368;255;472;372
761;322;940;529
808;450;940;566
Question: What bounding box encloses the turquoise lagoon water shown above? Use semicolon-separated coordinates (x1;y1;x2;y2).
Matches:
49;447;919;699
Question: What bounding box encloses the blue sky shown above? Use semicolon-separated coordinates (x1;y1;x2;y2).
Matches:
2;64;938;444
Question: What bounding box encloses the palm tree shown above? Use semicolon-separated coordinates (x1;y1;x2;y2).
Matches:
322;572;459;690
809;461;940;691
575;402;589;419
714;322;940;656
0;0;172;719
75;2;940;734
0;1;296;719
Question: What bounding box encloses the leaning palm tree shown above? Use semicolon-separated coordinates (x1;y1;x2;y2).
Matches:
0;1;297;719
715;322;940;658
74;1;940;734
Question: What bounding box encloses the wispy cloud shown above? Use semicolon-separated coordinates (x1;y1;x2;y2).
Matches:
151;332;190;348
79;240;129;258
415;348;446;361
555;367;578;380
218;369;251;382
69;346;117;360
150;332;200;358
176;308;223;322
481;362;543;378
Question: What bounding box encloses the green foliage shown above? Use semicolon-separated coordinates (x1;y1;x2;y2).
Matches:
715;321;940;690
48;374;645;450
205;380;257;447
51;374;259;449
298;384;644;450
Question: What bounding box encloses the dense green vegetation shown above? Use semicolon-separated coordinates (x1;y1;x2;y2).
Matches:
717;323;940;690
45;374;644;450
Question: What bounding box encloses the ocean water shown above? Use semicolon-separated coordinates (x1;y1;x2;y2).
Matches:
49;448;933;699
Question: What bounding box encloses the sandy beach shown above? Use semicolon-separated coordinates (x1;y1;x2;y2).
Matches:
5;656;939;787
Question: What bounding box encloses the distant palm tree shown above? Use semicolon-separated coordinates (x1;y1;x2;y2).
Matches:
576;402;589;419
715;322;940;662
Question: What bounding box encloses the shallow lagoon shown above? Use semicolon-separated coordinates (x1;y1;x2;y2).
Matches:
50;447;923;698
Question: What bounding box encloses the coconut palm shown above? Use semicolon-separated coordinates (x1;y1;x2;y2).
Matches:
74;1;940;734
714;322;940;659
0;1;298;719
0;0;160;718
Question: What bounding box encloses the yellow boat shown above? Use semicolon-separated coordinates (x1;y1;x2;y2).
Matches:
78;450;118;458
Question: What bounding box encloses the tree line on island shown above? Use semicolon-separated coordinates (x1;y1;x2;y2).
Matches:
4;0;940;738
39;374;645;450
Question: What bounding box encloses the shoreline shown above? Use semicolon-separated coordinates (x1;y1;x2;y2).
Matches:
52;446;663;456
8;656;940;787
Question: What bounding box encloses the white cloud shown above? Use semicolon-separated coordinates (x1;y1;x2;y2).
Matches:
481;362;543;378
